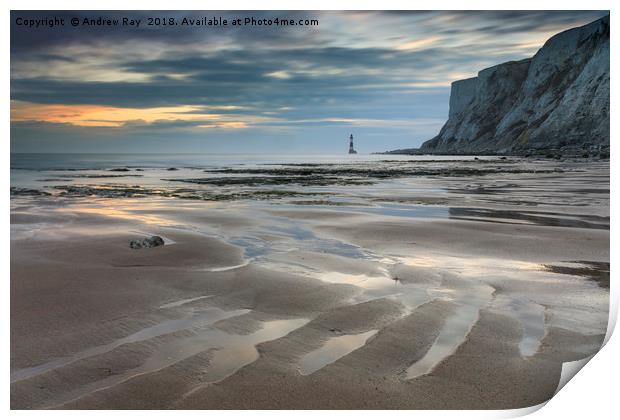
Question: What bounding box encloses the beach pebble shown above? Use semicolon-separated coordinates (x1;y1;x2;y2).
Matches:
129;236;165;249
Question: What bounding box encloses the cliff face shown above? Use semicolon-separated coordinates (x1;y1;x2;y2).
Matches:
419;15;609;155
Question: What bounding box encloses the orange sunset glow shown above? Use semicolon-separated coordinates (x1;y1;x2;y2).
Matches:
10;101;247;128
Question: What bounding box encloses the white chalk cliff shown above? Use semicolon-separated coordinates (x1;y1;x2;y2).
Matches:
418;15;609;155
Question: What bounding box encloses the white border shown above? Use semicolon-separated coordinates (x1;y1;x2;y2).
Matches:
4;1;617;419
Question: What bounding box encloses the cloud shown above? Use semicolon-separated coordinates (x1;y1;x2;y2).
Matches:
10;10;609;152
10;101;264;128
197;122;249;129
265;70;292;79
396;36;442;51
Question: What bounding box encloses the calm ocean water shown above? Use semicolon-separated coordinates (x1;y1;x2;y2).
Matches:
11;154;493;207
10;153;487;192
11;153;482;171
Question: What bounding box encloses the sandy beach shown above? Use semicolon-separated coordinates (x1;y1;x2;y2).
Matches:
10;157;609;409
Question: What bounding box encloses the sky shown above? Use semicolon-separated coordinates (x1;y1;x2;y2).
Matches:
10;10;609;154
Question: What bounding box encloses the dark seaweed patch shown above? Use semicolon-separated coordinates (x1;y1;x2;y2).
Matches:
543;261;610;289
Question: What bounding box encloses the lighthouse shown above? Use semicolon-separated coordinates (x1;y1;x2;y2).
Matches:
348;134;357;154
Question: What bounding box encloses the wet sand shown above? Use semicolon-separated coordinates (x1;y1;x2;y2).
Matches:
10;158;609;409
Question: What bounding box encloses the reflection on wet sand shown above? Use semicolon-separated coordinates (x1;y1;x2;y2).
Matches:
159;295;214;309
405;285;494;379
299;330;378;375
56;200;180;226
21;313;309;409
449;207;609;229
11;307;250;383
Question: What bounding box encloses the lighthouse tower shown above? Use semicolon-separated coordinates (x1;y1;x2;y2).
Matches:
348;134;357;154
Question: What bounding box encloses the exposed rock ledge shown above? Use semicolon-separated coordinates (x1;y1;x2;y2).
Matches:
388;15;609;156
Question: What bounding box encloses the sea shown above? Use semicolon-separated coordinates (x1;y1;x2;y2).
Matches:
10;153;489;195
